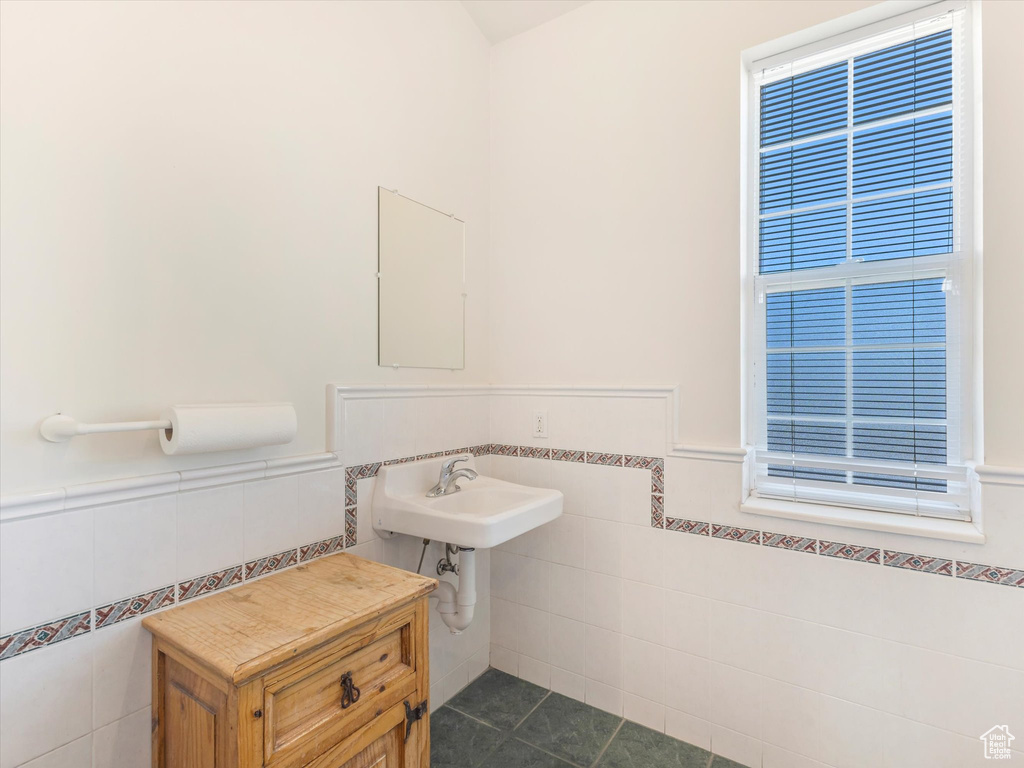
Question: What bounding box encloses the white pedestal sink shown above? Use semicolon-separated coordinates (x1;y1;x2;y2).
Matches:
371;455;562;634
371;455;563;549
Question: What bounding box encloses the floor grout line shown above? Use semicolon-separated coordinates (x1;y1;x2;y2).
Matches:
509;735;586;768
588;717;626;768
512;688;553;730
440;703;503;733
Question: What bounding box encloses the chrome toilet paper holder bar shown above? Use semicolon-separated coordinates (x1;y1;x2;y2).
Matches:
40;414;172;442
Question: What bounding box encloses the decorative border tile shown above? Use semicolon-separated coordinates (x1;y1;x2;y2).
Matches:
492;444;519;457
763;533;817;554
820;541;881;563
519;447;551;459
624;456;660;469
586;453;623;466
883;551;953;575
551;449;585;463
651;495;664;527
712;525;760;545
245;549;298;580
345;507;357;548
666;517;709;536
299;536;345;562
955;562;1024;587
178;565;244;602
95;585;175;629
352;462;381;479
0;611;91;660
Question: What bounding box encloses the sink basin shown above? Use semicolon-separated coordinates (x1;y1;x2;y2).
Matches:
371;456;563;548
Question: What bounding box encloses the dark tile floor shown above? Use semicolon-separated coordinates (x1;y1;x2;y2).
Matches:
431;669;749;768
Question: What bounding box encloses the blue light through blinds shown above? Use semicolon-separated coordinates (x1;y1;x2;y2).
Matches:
754;18;964;512
758;28;955;274
853;31;953;124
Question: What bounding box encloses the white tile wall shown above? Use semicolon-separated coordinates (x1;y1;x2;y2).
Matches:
20;737;92;768
93;497;176;606
485;390;1024;768
91;619;151;729
297;467;347;544
0;636;94;768
0;509;94;635
242;475;299;560
2;387;1021;768
175;484;244;580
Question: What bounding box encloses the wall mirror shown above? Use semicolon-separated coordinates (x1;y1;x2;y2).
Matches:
378;187;465;370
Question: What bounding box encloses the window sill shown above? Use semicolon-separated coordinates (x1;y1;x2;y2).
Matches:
740;495;985;544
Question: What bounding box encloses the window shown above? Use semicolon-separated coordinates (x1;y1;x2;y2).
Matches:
745;3;975;521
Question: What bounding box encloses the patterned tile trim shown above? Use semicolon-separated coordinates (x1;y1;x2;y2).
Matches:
651;495;664;528
820;541;881;563
519;447;551;459
345;507;358;548
883;551;953;576
245;548;299;580
624;456;660;469
712;525;761;545
955;562;1024;587
551;449;585;462
178;565;244;602
763;533;817;554
299;536;345;562
0;611;91;661
665;518;709;536
587;452;623;466
95;585;175;629
3;442;1018;663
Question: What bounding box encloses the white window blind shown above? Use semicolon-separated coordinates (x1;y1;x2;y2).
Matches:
748;5;973;520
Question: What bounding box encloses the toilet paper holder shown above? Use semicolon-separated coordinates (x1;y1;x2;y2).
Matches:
40;413;172;442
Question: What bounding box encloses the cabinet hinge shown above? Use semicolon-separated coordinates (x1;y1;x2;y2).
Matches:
404;699;428;741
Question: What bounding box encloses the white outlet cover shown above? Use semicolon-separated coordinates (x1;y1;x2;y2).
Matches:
533;410;548;438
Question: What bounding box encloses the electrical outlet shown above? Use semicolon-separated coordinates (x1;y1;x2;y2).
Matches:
532;411;548;438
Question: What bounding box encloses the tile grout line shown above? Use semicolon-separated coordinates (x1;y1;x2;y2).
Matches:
588;717;627;768
512;688;552;730
509;735;586;768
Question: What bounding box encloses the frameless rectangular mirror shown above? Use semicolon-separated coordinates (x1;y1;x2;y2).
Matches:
378;187;466;370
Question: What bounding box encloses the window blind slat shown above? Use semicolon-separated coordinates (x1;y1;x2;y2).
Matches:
753;13;966;517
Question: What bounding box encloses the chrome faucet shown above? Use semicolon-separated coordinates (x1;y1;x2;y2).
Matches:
426;456;478;497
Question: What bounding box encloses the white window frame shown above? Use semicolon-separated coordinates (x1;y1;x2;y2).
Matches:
739;0;983;542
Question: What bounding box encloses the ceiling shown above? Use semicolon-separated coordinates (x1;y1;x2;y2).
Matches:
460;0;590;44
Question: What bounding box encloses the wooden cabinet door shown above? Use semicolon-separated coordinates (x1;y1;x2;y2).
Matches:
300;699;427;768
156;652;232;768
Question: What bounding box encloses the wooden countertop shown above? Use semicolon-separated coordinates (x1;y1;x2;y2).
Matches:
143;553;437;684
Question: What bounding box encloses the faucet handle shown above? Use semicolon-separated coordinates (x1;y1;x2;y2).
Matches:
440;455;471;473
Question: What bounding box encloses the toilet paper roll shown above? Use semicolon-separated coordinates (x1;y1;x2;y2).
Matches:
159;403;297;456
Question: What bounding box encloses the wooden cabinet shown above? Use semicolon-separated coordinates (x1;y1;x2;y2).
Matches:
143;553;436;768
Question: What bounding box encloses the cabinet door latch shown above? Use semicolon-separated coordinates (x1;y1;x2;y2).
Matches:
404;699;428;740
340;672;361;709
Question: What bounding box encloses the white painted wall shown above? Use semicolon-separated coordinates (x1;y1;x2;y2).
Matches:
0;3;492;766
488;0;1024;465
0;0;491;495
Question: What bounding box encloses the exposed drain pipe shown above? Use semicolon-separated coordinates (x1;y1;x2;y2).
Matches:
430;547;476;634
